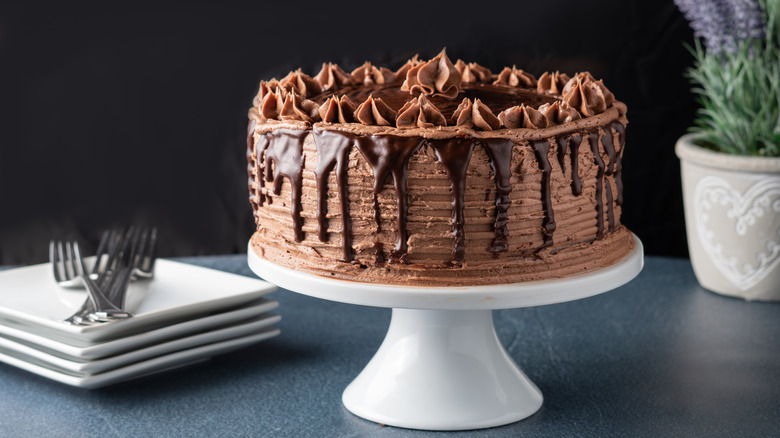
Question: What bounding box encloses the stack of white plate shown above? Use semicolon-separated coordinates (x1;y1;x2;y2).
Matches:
0;259;279;389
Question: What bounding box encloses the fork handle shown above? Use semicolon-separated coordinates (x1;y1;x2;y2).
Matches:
81;275;130;320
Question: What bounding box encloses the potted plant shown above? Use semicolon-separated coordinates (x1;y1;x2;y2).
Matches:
674;0;780;301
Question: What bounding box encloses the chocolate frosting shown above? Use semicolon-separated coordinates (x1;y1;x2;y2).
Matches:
561;73;615;117
454;60;493;84
279;69;321;98
253;80;281;107
538;101;581;125
315;62;353;91
250;52;626;130
537;71;571;95
493;66;537;88
452;98;501;130
393;55;420;82
401;49;462;99
258;87;287;120
351;62;394;85
355;95;396;126
319;95;357;124
498;104;549;129
396;94;447;128
279;91;320;123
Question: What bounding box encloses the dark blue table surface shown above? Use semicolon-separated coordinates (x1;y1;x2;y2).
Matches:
1;255;778;437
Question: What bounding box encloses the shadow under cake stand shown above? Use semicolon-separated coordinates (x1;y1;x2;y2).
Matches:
247;234;644;431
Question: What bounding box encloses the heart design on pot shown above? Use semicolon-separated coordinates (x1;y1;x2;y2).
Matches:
693;175;780;291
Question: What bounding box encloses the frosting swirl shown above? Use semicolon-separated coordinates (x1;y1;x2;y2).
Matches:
318;95;357;124
538;101;581;124
452;98;500;130
279;91;320;123
393;55;421;82
396;94;447;128
316;63;353;92
493;66;537;88
561;73;615;117
258;87;287;120
498;104;549;129
253;79;280;107
355;95;396;126
536;71;571;95
279;69;321;98
351;62;394;85
401;49;462;99
454;60;493;83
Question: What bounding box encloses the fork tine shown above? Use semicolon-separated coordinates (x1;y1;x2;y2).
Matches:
134;228;149;270
102;229;124;274
91;229;111;277
49;240;63;283
72;242;89;278
104;230;142;306
119;227;137;266
60;241;75;282
64;242;77;282
144;228;158;273
105;228;136;300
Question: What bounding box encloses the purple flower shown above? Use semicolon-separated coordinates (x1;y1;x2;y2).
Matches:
674;0;766;54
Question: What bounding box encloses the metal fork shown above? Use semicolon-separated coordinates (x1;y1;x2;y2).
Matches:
50;229;121;290
51;240;131;325
52;228;154;291
90;227;153;322
132;227;157;280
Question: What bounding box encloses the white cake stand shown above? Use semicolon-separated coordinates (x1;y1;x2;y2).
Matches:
247;234;643;431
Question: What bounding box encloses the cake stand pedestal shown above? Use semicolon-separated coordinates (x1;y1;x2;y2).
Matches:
247;235;643;431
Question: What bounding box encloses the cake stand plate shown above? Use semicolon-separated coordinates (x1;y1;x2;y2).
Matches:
247;234;643;431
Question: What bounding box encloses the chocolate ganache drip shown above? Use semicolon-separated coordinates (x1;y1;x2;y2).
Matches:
428;137;477;264
532;140;555;249
587;129;621;239
258;129;308;242
599;127;616;232
480;139;514;254
247;120;258;213
609;122;626;206
354;135;425;263
556;134;584;196
313;129;354;262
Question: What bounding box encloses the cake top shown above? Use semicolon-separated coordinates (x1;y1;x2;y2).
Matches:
249;49;625;132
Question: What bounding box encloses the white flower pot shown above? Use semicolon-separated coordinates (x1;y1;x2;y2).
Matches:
676;133;780;301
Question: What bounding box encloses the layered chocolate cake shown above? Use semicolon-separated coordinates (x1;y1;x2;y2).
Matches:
247;49;635;286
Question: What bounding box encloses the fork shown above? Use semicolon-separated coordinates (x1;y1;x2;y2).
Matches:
132;227;157;280
52;228;155;291
51;240;131;325
90;227;154;322
50;229;120;290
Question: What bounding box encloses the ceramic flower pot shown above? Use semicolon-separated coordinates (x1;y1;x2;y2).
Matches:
676;133;780;301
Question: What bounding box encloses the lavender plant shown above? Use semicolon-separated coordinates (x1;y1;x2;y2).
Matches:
674;0;780;156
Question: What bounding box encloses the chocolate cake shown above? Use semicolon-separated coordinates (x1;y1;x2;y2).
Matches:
246;49;635;286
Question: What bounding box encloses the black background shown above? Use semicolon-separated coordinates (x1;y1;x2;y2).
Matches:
0;1;696;265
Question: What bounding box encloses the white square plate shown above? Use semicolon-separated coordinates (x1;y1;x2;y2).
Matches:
0;259;276;343
0;298;278;360
0;327;280;389
0;312;281;375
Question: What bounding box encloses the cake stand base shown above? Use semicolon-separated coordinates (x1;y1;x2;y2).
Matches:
342;308;542;430
247;234;643;431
